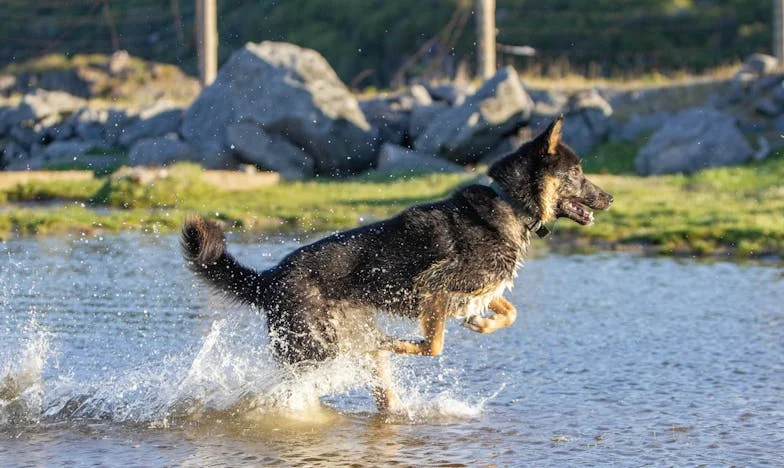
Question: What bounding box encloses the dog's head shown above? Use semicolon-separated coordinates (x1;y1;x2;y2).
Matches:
488;116;613;225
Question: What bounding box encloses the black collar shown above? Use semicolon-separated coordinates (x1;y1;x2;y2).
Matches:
488;181;550;238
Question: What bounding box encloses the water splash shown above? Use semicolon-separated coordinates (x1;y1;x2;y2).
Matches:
0;318;51;426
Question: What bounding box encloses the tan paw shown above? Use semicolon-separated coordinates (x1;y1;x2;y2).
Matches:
462;315;490;334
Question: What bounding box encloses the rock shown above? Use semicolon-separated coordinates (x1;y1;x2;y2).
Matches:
0;75;15;96
66;107;130;145
754;97;780;117
611;111;671;142
773;114;784;132
119;108;182;147
409;84;433;106
414;66;533;164
479;128;529;165
408;102;448;141
753;136;771;161
6;140;115;171
0;140;28;170
527;88;568;115
181;41;378;174
426;82;468;106
635;108;753;175
375;143;464;174
360;97;411;146
9;125;41;149
770;81;784;107
738;53;778;78
128;136;197;166
556;89;614;154
225;121;315;179
19;89;85;120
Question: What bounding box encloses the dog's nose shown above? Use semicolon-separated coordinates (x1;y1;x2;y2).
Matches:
607;194;614;204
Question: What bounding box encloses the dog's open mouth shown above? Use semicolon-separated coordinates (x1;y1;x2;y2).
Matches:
559;199;594;225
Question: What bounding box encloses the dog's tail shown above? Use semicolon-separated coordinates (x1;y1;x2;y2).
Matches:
181;216;271;307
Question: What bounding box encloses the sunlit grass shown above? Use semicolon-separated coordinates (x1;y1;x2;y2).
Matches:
1;157;783;258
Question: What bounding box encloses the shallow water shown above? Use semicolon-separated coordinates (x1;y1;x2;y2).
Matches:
1;233;782;466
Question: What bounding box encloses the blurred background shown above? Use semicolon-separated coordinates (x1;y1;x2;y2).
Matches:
0;0;773;87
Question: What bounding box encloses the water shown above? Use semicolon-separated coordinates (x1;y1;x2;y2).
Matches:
1;234;782;466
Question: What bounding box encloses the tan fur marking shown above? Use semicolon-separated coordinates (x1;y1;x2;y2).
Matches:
464;297;518;334
546;116;563;154
540;175;560;222
391;294;447;356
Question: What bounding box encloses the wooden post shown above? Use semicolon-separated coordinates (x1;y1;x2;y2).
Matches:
776;0;784;63
475;0;496;79
196;0;218;86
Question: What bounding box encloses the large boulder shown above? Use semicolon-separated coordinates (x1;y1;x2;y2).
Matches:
561;89;613;154
635;108;753;175
414;66;533;164
375;143;464;175
128;136;196;167
119;108;182;147
181;41;378;174
610;111;671;142
225;121;315;179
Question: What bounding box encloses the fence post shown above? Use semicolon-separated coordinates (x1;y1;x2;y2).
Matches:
775;0;784;63
476;0;496;79
196;0;218;86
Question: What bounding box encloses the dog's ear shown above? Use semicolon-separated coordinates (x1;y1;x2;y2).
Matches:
536;115;563;156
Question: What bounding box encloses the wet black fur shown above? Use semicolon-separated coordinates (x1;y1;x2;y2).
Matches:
182;118;613;364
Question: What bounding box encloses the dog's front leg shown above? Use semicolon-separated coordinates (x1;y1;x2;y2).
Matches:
463;296;517;334
389;297;447;357
370;350;407;415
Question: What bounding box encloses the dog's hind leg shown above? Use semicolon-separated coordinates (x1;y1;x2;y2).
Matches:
463;296;517;334
390;295;447;357
370;350;406;415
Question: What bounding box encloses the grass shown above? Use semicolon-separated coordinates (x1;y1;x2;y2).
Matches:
1;157;783;259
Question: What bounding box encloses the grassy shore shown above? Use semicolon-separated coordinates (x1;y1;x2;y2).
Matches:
1;152;783;259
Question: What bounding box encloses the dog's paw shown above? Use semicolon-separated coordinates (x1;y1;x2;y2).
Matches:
462;315;488;334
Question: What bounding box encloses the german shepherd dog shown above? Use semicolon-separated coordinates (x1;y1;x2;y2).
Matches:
181;117;612;414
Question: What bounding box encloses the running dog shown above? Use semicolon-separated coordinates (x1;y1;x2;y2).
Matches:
181;116;613;414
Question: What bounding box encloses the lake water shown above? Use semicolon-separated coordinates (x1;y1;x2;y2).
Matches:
1;234;782;466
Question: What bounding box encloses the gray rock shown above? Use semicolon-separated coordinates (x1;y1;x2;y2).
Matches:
1;140;28;169
635;108;753;175
479;128;530;165
556;89;614;154
119;108;182;147
611;111;671;142
409;84;433;106
426;83;468;106
7;140;116;171
66;107;129;145
226;121;315;179
738;53;778;78
181;41;377;174
770;81;784;107
360;97;410;146
408;102;448;141
527;88;568;115
9;125;41;149
414;66;534;164
376;143;464;174
19;89;85;120
754;97;780;117
128;136;197;166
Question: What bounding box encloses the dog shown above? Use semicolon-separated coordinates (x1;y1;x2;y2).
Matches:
181;116;613;414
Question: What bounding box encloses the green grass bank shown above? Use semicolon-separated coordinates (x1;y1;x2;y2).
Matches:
1;148;783;259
